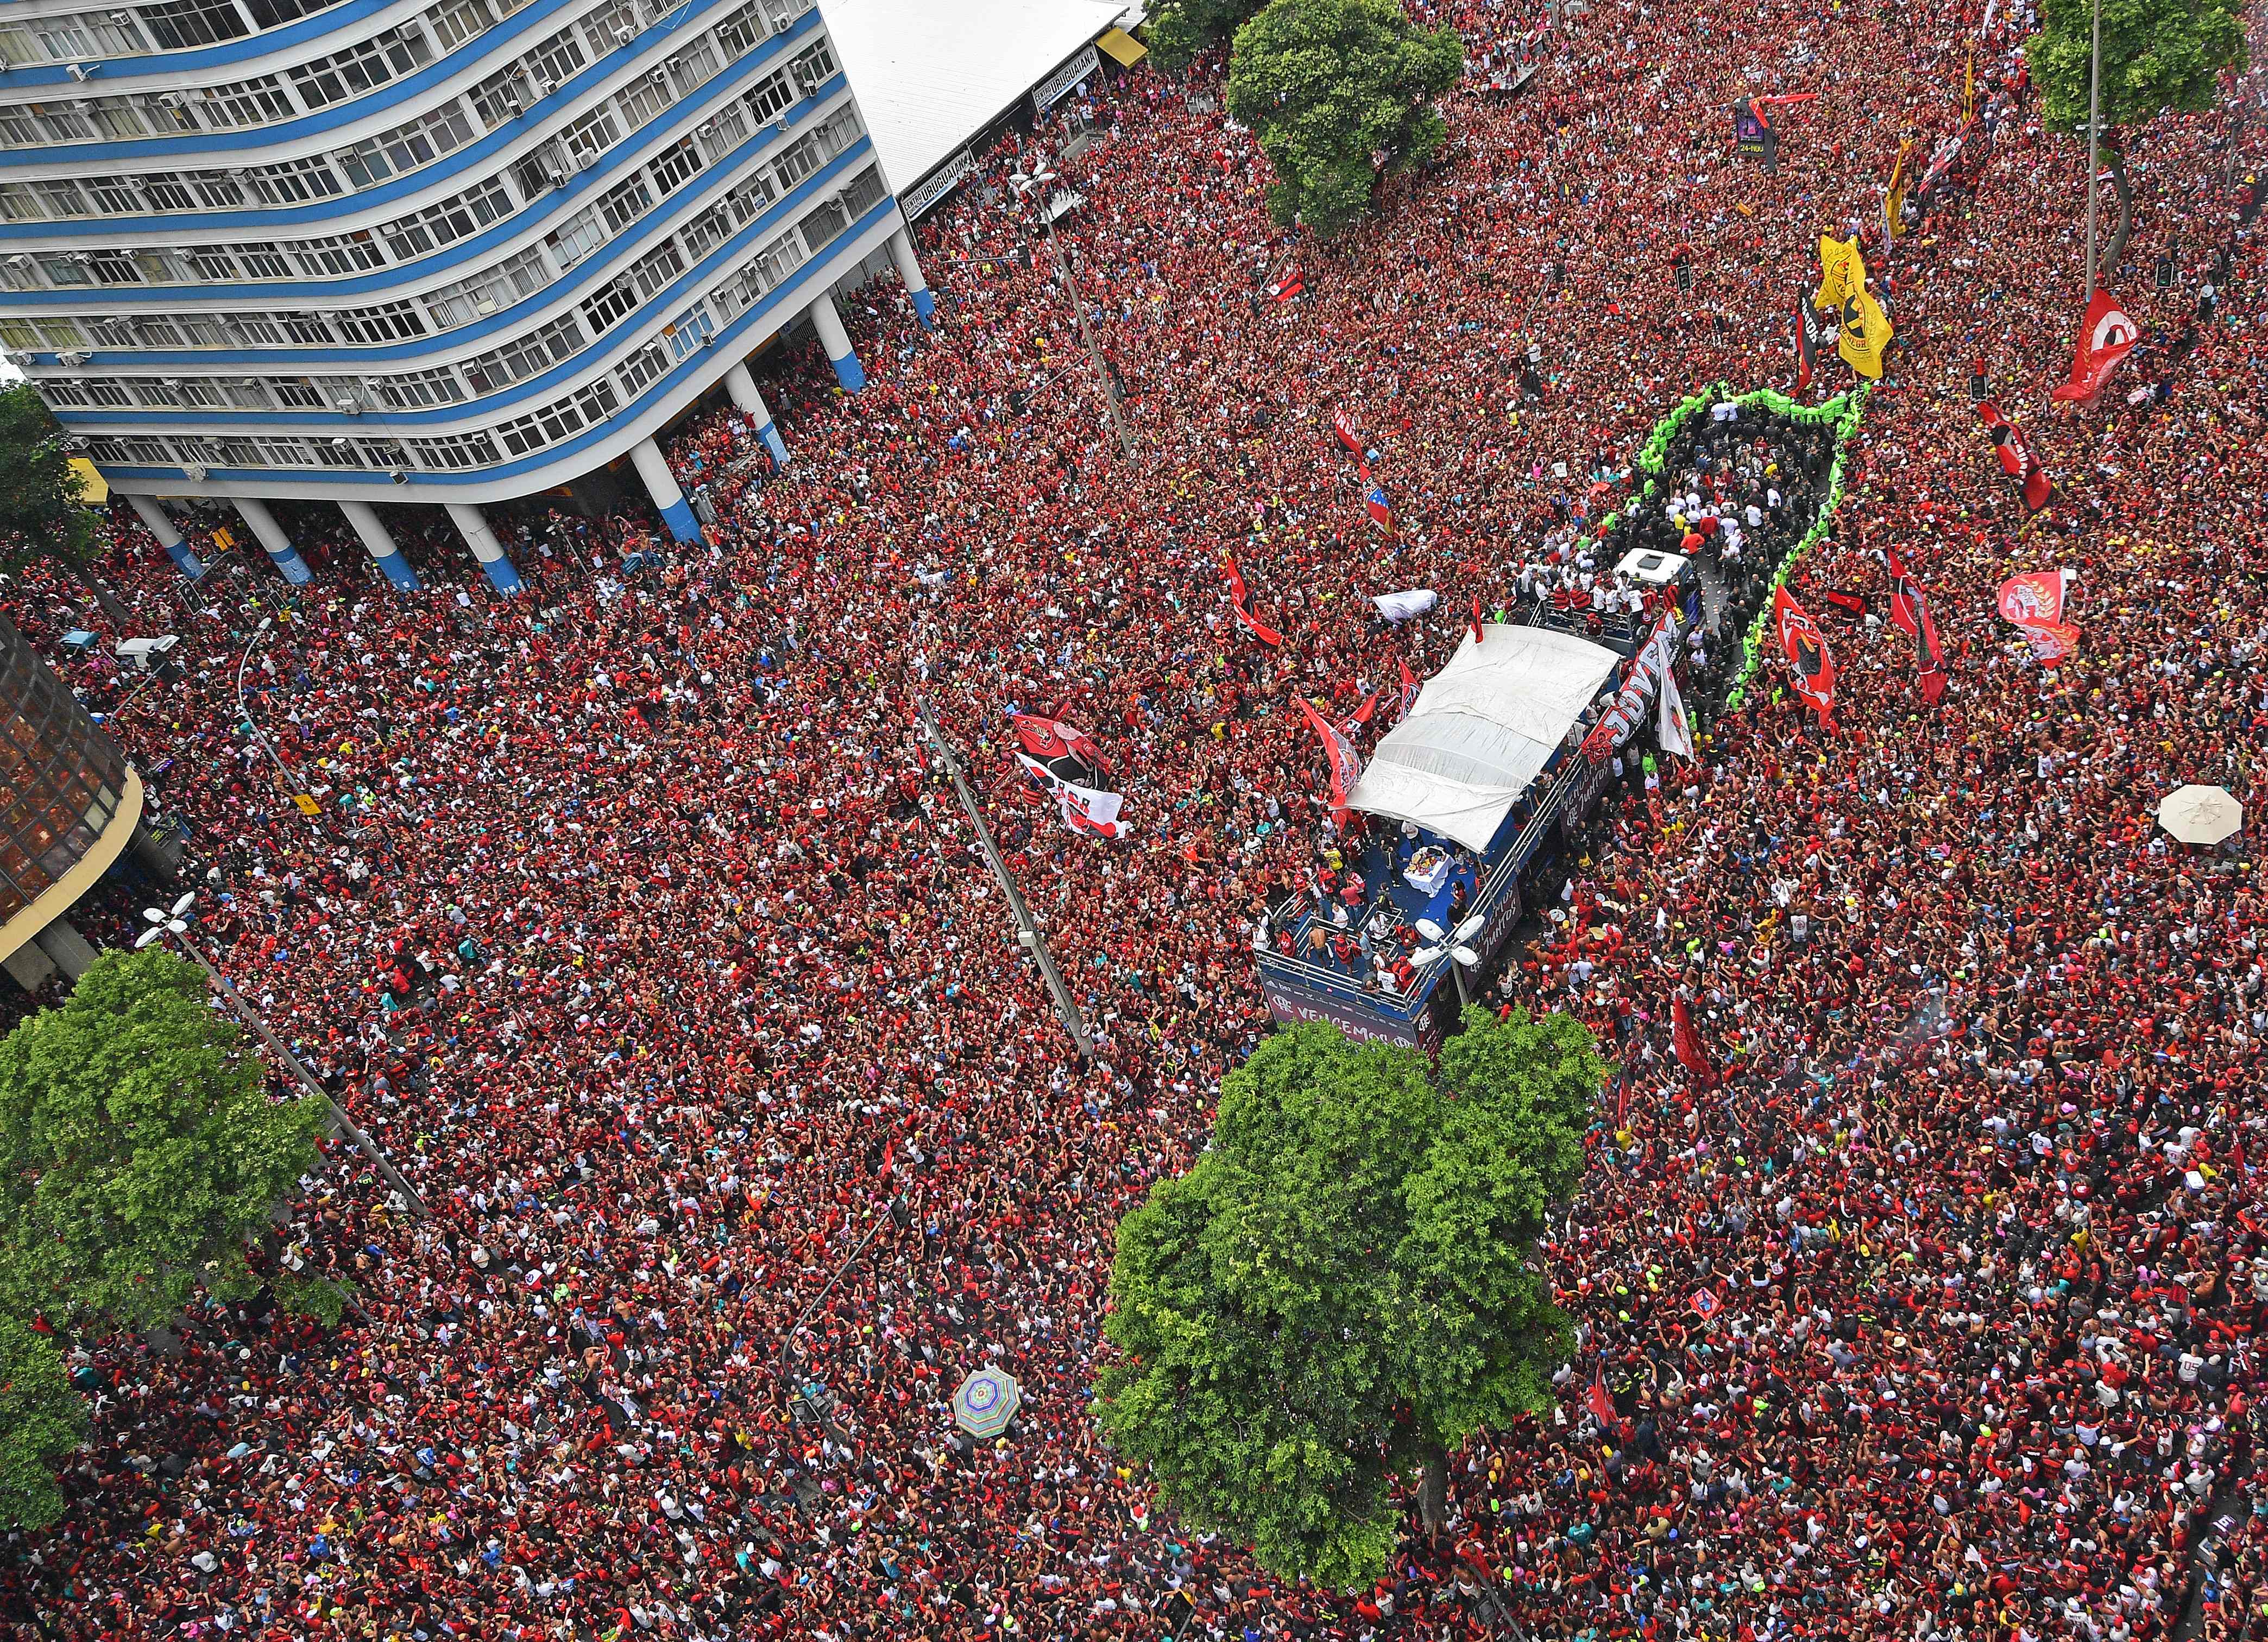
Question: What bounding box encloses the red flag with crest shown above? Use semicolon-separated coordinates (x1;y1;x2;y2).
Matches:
2049;289;2141;407
1883;546;1945;704
1671;995;1719;1089
1772;586;1836;729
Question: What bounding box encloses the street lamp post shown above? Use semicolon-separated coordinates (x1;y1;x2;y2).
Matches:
1009;167;1138;465
777;1197;906;1420
236;617;317;823
137;893;427;1218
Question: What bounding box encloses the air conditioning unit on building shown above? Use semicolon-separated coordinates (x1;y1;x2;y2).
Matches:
67;62;91;81
546;169;569;190
771;14;791;33
389;469;409;484
335;398;361;415
58;349;91;365
615;24;636;43
181;462;207;481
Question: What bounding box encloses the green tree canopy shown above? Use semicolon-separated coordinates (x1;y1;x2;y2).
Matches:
2027;0;2245;281
1096;1007;1599;1590
1141;0;1266;70
0;1316;87;1531
1225;0;1463;239
0;383;97;577
0;948;330;1336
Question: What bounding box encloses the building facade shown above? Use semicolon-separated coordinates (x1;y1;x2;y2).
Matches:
0;609;141;988
0;0;934;591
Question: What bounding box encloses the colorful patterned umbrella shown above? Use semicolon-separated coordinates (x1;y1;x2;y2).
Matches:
952;1366;1022;1439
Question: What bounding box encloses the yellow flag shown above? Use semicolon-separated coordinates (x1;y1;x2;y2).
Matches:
1815;233;1864;314
1836;284;1894;378
1883;140;1916;241
1963;49;1976;120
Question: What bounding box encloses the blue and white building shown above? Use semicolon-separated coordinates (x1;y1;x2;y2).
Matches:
0;0;934;592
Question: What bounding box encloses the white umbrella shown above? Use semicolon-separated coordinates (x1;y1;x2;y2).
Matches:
2157;785;2243;845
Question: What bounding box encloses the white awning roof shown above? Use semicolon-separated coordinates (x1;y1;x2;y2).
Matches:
819;0;1127;199
1349;624;1622;851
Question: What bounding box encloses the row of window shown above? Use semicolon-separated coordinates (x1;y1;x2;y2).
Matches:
0;0;811;154
49;163;879;452
0;0;343;66
1;92;861;367
1;44;831;300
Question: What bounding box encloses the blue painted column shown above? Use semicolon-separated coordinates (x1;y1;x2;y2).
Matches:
889;227;936;328
338;500;419;590
125;494;204;579
629;437;702;542
723;363;790;466
807;295;866;393
445;503;524;595
234;498;313;585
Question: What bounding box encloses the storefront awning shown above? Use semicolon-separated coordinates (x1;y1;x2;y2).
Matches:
68;457;108;504
1097;26;1146;66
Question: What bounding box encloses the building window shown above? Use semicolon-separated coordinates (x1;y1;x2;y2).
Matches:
0;184;40;222
669;37;723;94
789;38;837;96
336;301;430;344
715;3;766;59
372;367;465;409
579;0;639;59
544;208;606;271
223;379;272;407
252;155;348;206
128;380;180;408
278;311;336;344
245;0;349;25
237;243;293;279
680;201;733;261
338;101;479;190
269;380;324;409
86;177;142;215
87;98;149;140
745;68;795;124
494;377;618;457
256;439;318;466
426;0;499;51
631;241;683;299
143;0;252;50
648;135;704;198
40;105;99;143
142;174;197;212
408;431;501;469
596;175;651;235
379;177;513;261
201;77;297;128
228;315;283;344
522;26;587;92
461;312;585;393
751;229;803;291
662;302;712;359
840;163;885;219
36;181;90;218
581;275;639;334
423;245;549;328
726;168;779;225
187;173;248;210
134;315;185;346
470;65;528;128
82;380;132;406
290;24;432;110
294;232;386;278
560;105;621;165
617;339;668;397
89;252;144;287
615;72;670;132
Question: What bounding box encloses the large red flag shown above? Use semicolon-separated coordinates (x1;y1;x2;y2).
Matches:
1395;657;1421;724
1772;586;1836;729
1792;285;1817;393
1587;1366;1617;1426
1977;402;2052;513
2050;289;2141;407
1883;546;1945;705
1296;697;1363;824
1671;995;1719;1088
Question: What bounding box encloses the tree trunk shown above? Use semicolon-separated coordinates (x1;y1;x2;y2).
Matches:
1418;1441;1451;1537
2096;142;2134;292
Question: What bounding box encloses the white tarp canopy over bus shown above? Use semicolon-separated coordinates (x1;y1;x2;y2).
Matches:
1349;625;1622;851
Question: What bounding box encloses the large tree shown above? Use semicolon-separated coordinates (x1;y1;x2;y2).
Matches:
1225;0;1463;240
0;948;334;1338
1141;0;1267;70
1096;1007;1598;1590
0;384;130;624
0;1316;86;1531
2028;0;2246;287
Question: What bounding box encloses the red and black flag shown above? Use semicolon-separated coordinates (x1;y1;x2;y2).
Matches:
1223;555;1284;646
1883;546;1946;704
1671;995;1719;1089
1977;402;2052;514
1296;696;1364;825
1792;286;1817;393
1265;260;1306;304
1772;585;1836;730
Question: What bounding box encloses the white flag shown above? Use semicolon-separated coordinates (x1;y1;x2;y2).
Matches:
1657;669;1694;762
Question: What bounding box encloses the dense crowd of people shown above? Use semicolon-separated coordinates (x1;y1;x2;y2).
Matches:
4;0;2268;1635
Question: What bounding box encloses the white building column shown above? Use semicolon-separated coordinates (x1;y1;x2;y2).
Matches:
807;295;866;393
888;227;936;328
444;503;523;595
232;498;313;585
629;437;703;542
723;363;789;466
125;494;204;579
338;500;419;590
